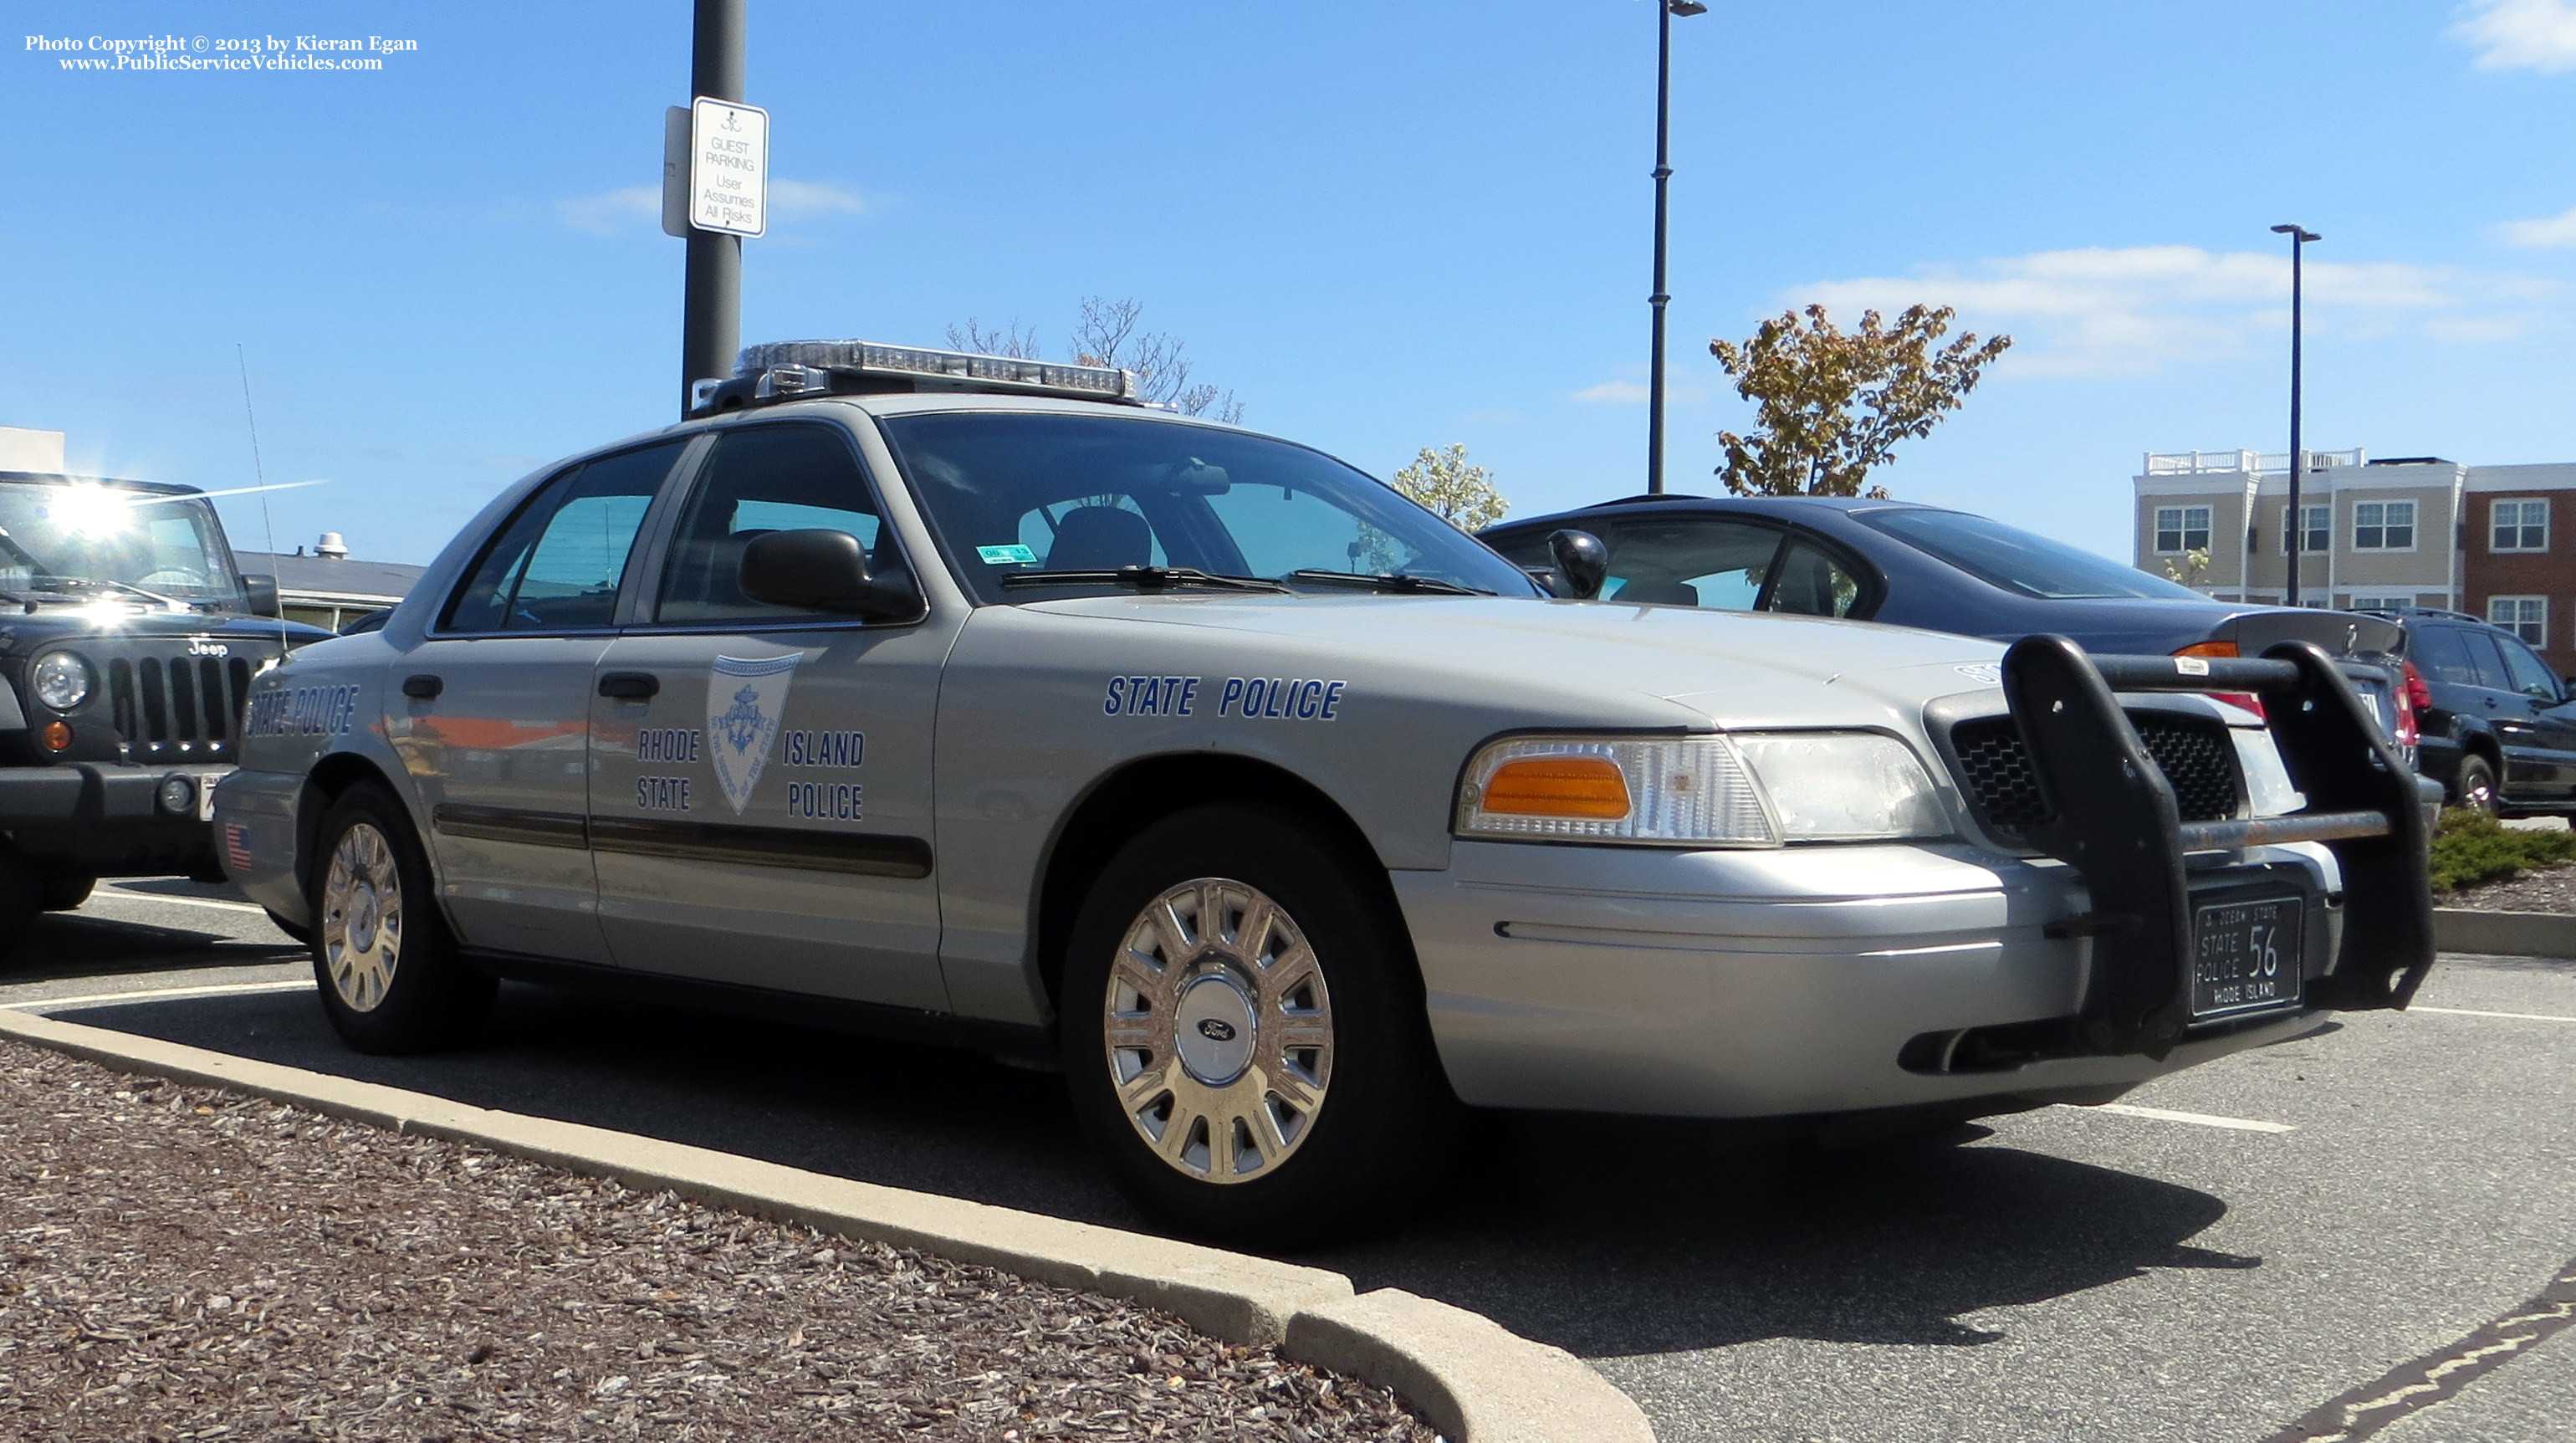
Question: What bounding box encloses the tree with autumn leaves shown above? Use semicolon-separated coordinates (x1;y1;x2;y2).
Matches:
1708;304;2011;499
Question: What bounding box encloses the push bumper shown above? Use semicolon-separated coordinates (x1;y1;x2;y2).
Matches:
1399;637;2431;1118
0;763;232;873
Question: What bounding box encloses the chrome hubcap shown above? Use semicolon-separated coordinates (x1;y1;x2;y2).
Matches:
1103;878;1333;1184
320;821;401;1012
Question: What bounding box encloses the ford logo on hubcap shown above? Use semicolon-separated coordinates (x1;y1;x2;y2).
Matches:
1196;1018;1238;1042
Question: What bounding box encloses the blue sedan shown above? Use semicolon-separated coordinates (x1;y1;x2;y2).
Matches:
1480;494;2409;733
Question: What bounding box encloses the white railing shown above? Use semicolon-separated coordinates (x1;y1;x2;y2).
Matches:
2143;448;2365;475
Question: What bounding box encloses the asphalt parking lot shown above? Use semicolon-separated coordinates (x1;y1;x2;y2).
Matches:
8;879;2572;1443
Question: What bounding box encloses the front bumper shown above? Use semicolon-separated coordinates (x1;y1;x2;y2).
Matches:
1398;839;2340;1116
0;762;232;873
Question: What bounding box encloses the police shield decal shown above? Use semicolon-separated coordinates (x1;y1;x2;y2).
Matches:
707;653;800;815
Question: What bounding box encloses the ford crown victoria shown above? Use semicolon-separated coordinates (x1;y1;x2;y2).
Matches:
214;341;2433;1243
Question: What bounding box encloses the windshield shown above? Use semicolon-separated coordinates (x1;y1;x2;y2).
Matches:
877;412;1541;603
0;480;243;606
1858;507;2205;601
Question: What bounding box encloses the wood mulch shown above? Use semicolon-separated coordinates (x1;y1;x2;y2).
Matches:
2442;863;2576;915
0;1039;1437;1441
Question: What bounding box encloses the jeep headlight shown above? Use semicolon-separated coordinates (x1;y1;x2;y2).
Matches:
31;651;94;711
1456;731;1948;846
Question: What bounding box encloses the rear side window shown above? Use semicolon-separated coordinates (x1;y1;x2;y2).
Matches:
442;443;682;633
2410;626;2483;687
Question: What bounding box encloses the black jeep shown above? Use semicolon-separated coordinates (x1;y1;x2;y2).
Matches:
0;469;329;950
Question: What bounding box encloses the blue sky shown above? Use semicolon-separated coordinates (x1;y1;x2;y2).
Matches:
7;1;2574;565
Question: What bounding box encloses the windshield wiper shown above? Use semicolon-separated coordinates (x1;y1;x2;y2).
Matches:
1286;569;1490;596
47;576;197;610
999;565;1291;595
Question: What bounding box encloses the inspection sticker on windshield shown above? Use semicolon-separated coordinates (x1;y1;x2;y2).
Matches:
977;544;1039;565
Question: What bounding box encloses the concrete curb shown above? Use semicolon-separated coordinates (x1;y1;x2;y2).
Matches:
0;1006;1654;1443
2433;908;2576;959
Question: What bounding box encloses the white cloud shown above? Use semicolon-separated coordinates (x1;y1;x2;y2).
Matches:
769;179;867;217
1782;245;2552;376
555;186;660;236
2499;204;2576;247
553;179;868;235
1573;380;1650;404
2452;0;2576;71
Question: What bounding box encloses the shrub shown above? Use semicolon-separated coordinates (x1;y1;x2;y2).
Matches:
2428;808;2576;893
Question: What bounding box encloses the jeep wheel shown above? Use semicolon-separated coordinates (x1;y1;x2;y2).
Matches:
309;783;493;1053
0;856;38;961
1061;804;1457;1246
2456;754;2500;815
37;874;94;912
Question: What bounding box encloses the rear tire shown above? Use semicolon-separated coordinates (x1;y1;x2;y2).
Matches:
2455;753;2500;815
36;874;94;912
1061;803;1458;1247
308;783;493;1053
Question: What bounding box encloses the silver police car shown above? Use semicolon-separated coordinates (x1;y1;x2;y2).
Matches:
215;340;2432;1244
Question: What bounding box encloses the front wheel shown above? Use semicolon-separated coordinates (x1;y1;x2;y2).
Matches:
309;784;493;1053
1061;804;1458;1247
37;874;94;912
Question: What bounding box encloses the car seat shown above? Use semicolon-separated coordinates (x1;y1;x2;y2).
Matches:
1045;506;1153;571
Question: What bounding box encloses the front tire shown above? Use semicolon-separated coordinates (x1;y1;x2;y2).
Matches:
309;784;493;1053
1061;804;1457;1246
36;874;93;912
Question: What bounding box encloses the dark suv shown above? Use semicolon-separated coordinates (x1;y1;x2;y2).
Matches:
2361;608;2573;812
1;470;329;949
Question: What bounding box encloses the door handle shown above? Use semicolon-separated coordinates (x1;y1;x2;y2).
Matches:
598;672;660;700
401;674;442;700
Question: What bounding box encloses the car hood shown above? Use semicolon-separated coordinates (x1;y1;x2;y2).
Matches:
1020;594;2011;730
0;606;330;648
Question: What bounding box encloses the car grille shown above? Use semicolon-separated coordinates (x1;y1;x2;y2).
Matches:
1949;712;2243;835
105;654;258;764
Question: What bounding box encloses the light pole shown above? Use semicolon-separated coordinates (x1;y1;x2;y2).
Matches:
1646;0;1706;496
2271;223;2320;605
682;0;747;416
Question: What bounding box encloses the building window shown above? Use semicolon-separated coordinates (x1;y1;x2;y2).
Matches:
2354;499;2415;550
2350;596;2411;612
2489;596;2547;648
2492;499;2548;552
2154;505;2211;554
2281;504;2329;555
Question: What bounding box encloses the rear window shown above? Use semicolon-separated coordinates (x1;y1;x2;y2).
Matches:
1859;508;2204;601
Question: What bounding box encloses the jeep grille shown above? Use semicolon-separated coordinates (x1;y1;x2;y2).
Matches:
105;655;257;764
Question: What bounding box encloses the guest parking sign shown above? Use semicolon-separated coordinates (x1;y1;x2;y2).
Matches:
687;97;768;238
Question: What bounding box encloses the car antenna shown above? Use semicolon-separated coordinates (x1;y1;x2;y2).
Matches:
237;344;289;655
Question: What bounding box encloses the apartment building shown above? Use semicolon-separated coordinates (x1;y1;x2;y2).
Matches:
2134;449;2576;673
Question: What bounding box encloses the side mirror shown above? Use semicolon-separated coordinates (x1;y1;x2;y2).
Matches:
1546;529;1609;600
240;573;281;618
738;529;919;620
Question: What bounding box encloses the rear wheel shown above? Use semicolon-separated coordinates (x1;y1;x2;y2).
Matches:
2456;753;2500;815
309;784;493;1053
36;874;94;912
1061;804;1457;1246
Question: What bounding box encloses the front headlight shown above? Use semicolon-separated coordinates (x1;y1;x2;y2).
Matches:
31;651;94;711
1456;731;1949;847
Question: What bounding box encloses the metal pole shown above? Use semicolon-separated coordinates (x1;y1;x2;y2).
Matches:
681;0;746;417
2285;238;2302;605
1646;1;1674;495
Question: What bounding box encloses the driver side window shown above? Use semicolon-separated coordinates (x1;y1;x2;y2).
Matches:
442;443;680;634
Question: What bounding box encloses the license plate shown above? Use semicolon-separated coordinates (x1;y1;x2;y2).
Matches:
197;773;225;821
2191;896;2303;1021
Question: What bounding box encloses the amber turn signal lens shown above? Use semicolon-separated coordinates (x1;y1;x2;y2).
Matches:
1480;756;1632;819
38;720;72;751
2173;640;2238;659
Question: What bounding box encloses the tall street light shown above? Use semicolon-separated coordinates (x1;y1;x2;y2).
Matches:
2271;223;2321;605
1646;0;1706;496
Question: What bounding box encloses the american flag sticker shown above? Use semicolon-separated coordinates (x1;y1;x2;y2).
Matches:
223;823;255;874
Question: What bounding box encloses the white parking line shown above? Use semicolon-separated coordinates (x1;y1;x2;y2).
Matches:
2085;1103;2298;1133
96;887;271;917
2412;1005;2576;1025
4;980;314;1012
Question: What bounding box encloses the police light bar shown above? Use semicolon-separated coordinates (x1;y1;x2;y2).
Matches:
735;340;1138;402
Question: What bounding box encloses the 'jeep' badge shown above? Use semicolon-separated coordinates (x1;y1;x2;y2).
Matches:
707;654;801;815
